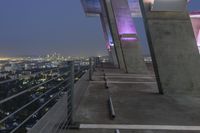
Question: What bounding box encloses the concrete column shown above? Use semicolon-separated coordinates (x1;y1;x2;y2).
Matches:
140;0;200;94
100;14;119;67
101;0;147;73
110;46;118;67
108;50;114;63
100;0;126;71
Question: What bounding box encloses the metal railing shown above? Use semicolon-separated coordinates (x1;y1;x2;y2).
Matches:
0;60;90;133
51;57;98;133
89;57;99;81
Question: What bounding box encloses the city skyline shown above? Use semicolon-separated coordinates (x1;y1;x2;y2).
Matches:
0;0;199;57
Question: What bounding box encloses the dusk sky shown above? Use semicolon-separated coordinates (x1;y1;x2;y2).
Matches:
0;0;199;57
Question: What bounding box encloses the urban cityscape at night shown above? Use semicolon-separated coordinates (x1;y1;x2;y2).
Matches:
1;0;200;133
0;54;91;132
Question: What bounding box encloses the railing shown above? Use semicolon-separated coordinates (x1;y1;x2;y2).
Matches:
50;57;98;133
0;60;91;133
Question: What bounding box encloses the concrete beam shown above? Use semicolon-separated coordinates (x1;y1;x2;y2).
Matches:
81;0;101;15
140;0;200;94
81;0;143;17
99;0;126;71
127;0;142;17
81;0;119;66
100;14;119;67
81;0;192;17
110;46;119;67
151;0;188;12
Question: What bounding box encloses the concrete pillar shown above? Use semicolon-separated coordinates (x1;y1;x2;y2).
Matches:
101;0;147;73
190;12;200;52
100;0;126;71
108;50;114;63
139;0;200;94
100;14;119;67
110;46;118;67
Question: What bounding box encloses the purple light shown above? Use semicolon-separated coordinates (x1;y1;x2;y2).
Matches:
109;42;114;46
108;35;114;46
120;33;138;41
106;42;111;51
118;21;137;35
197;30;200;46
111;0;137;35
121;37;138;41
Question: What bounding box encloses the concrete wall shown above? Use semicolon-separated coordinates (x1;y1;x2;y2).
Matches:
140;0;200;94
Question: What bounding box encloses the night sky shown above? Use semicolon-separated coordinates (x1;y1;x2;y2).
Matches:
0;0;199;57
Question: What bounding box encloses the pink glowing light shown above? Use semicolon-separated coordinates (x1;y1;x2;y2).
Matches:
144;0;190;5
109;42;114;46
120;33;138;41
121;37;138;41
197;30;200;46
106;42;111;51
144;0;155;4
118;21;137;35
111;0;137;35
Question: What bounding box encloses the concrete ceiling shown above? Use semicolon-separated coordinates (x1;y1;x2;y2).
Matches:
81;0;141;17
81;0;195;17
81;0;101;15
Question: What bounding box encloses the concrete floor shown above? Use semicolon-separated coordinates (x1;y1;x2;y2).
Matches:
66;129;200;133
67;64;200;133
30;64;200;133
